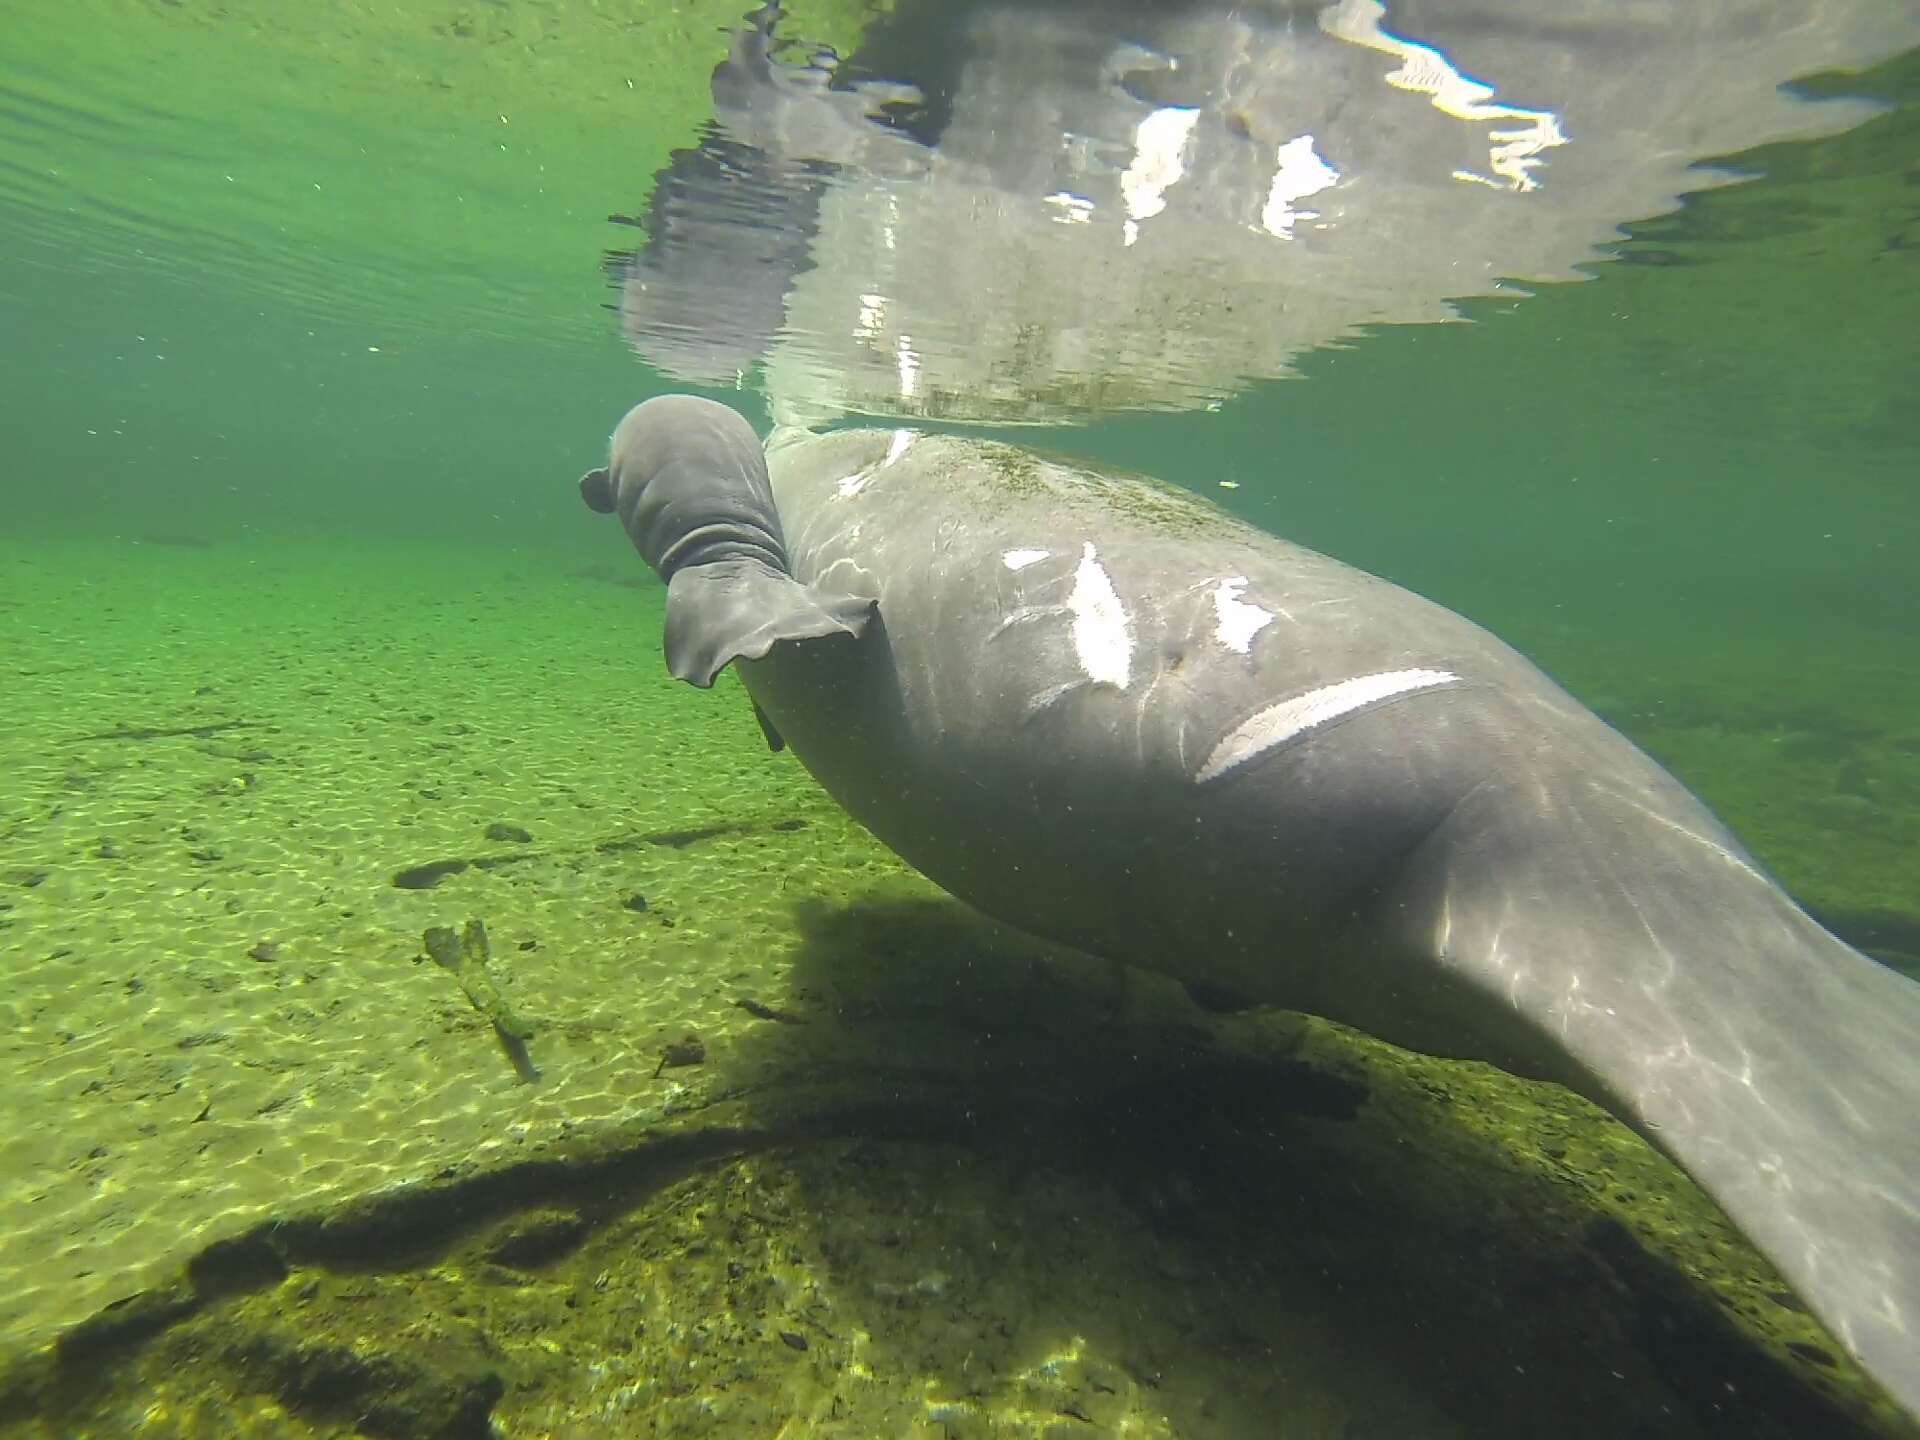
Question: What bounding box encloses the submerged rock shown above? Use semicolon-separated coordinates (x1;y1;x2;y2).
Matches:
482;1208;588;1270
219;1324;502;1440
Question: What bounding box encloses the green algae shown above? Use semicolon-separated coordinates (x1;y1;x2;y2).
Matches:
922;435;1256;543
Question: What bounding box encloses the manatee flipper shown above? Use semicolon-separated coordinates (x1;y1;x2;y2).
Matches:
751;699;786;753
580;467;616;514
664;557;874;688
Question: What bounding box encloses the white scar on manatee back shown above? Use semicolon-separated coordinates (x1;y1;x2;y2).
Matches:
1197;668;1462;783
1210;576;1275;654
991;554;1456;784
833;429;916;498
1068;543;1133;688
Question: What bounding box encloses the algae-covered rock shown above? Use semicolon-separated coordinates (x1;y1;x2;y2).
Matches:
219;1324;502;1440
482;1207;589;1270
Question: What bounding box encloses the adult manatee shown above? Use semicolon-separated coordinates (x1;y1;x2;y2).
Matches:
580;394;1920;1416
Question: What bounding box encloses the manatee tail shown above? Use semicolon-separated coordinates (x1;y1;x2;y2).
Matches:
1641;920;1920;1423
663;557;873;689
1385;765;1920;1419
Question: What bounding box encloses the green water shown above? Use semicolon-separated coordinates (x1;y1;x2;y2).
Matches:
2;2;1917;1437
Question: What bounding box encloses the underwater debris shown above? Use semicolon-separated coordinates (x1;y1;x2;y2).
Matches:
572;560;654;591
393;851;542;889
71;718;257;743
395;858;471;889
734;996;801;1024
654;1033;706;1078
597;821;744;852
395;818;800;890
422;920;538;1083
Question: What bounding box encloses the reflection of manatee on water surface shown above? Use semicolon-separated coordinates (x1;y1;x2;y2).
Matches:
578;394;1920;1420
611;0;1917;424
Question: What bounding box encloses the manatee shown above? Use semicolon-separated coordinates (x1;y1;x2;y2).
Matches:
581;394;1920;1416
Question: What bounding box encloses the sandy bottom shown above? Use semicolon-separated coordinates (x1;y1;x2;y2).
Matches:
0;534;942;1353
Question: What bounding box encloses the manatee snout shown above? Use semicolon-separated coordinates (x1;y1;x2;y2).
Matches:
576;393;875;688
577;394;777;570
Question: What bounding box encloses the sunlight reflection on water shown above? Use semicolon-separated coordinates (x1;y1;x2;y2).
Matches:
613;0;1916;425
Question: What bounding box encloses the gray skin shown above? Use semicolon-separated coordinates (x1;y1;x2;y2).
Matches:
582;394;1920;1417
579;395;872;688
